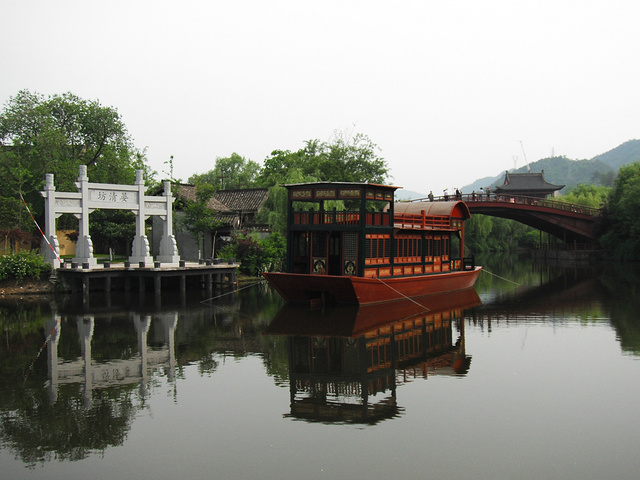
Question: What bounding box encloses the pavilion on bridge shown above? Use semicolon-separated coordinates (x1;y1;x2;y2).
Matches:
494;170;564;199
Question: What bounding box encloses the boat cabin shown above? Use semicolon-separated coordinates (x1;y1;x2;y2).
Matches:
283;182;472;279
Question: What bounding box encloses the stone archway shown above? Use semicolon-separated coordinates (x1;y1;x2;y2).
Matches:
41;165;180;268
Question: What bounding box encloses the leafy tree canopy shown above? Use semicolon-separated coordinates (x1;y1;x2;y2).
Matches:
188;153;260;190
561;184;611;209
257;131;390;187
0;90;152;231
600;162;640;259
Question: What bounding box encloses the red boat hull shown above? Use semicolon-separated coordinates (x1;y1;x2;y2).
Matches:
263;266;482;305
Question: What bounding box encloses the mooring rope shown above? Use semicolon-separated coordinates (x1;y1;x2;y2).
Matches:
200;279;266;305
481;269;522;286
20;192;62;263
375;277;431;312
24;318;60;382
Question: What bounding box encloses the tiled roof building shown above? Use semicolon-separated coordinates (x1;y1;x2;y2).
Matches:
175;184;230;212
153;184;270;261
212;188;270;229
494;170;564;199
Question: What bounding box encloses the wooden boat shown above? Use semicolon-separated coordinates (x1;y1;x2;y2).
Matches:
263;181;481;305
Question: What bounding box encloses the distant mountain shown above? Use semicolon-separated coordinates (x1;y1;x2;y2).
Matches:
395;189;428;201
462;139;640;194
591;139;640;170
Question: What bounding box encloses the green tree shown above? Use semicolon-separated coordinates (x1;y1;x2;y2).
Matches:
600;162;640;259
255;131;390;234
0;90;153;250
257;132;390;187
188;153;260;190
561;183;611;209
257;148;312;187
317;131;388;184
218;231;285;276
88;210;136;258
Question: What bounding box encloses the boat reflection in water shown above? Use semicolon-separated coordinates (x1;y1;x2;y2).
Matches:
265;288;480;425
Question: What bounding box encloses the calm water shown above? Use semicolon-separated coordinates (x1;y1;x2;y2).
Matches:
1;254;640;480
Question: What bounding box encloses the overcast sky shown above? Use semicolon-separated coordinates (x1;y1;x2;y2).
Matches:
2;0;639;194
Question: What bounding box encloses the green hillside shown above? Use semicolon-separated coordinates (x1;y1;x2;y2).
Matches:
591;139;640;170
463;139;640;194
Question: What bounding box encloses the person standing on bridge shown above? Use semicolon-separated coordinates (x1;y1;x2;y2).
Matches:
428;191;434;202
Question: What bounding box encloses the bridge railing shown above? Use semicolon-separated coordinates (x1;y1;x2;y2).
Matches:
408;193;601;217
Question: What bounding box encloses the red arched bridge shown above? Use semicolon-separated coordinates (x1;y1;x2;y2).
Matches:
412;193;601;245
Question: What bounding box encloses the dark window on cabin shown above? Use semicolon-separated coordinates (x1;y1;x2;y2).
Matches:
433;238;442;257
344;233;358;259
329;235;341;256
313;233;327;258
293;233;309;256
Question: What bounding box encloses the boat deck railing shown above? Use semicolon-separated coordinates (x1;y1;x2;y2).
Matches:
292;210;455;229
292;210;392;226
394;212;452;230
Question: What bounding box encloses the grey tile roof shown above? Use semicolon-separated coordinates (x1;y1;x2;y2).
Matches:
174;185;269;228
213;188;269;212
176;184;230;212
494;171;564;193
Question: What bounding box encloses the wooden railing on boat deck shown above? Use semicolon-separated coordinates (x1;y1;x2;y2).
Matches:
292;210;391;226
394;212;451;230
292;210;454;229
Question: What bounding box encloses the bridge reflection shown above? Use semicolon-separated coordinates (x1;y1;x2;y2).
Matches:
265;289;480;425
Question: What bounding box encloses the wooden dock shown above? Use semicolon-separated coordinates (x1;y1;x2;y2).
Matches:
55;259;239;297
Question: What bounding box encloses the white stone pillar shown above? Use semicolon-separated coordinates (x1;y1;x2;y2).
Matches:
73;165;97;268
157;180;180;264
42;174;61;268
129;170;154;265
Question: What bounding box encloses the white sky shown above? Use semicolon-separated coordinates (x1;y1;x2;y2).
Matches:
1;0;639;194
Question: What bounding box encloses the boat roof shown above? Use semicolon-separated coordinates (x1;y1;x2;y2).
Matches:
390;200;471;219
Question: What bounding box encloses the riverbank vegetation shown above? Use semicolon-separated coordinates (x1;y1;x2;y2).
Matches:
0;251;51;282
598;162;640;260
2;89;640;267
